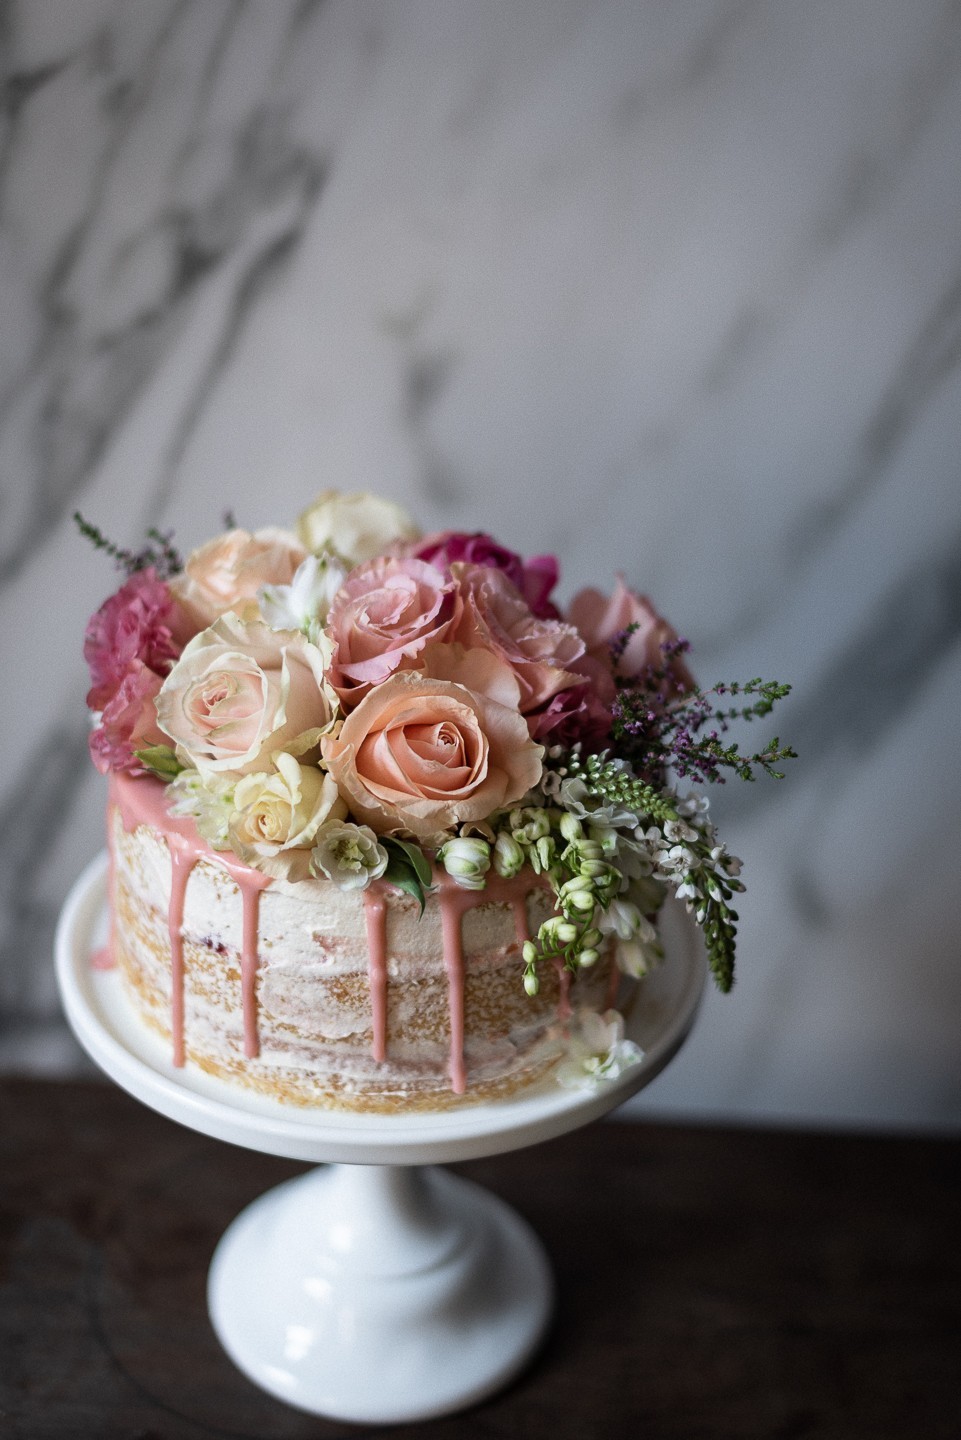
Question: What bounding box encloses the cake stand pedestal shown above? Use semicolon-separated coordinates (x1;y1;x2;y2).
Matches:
55;853;705;1424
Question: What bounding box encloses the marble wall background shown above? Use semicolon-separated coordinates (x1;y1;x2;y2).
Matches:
1;0;959;1131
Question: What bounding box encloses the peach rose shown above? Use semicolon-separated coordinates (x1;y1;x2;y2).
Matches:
156;612;335;778
450;562;585;713
567;577;694;693
321;671;543;843
326;556;460;706
170;527;307;634
296;490;420;566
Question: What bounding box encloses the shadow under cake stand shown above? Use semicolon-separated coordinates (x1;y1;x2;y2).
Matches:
56;852;705;1424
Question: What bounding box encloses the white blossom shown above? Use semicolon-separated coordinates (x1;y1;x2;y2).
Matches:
555;1009;644;1090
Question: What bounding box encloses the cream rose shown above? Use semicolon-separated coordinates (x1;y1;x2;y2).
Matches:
156;613;336;778
296;490;420;566
171;527;307;634
228;753;346;881
321;671;543;843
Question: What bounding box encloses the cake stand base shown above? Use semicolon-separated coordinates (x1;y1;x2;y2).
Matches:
207;1160;552;1424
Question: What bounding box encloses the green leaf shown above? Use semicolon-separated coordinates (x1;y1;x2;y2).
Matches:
381;838;434;917
134;745;184;781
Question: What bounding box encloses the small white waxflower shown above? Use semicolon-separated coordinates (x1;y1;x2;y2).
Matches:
167;769;236;850
311;819;388;890
555;1009;644;1091
258;551;348;641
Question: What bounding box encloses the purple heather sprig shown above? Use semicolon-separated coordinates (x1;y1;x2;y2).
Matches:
74;511;183;581
609;632;796;787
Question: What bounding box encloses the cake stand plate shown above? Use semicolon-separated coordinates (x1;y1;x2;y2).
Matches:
56;852;705;1423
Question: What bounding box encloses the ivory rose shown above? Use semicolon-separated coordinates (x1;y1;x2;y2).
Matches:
170;527;307;634
325;556;460;705
321;671;543;843
228;753;346;881
296;490;420;567
450;562;585;714
156;613;335;778
567;577;694;694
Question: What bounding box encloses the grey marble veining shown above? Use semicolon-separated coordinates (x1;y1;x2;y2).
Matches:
1;0;959;1129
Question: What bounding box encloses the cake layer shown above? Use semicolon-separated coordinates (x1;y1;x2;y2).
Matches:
108;777;616;1110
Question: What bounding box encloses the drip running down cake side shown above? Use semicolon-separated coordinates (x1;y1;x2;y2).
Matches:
108;773;616;1111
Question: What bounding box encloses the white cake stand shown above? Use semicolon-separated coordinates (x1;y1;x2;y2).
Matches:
55;852;705;1424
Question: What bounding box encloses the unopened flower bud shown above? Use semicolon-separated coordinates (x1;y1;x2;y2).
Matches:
524;971;540;997
578;948;600;968
559;812;583;843
493;832;525;879
522;940;538;965
438;836;491;890
566;889;596;915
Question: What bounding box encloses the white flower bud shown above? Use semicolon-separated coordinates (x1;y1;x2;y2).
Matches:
493;832;525;879
578;948;600;968
524;971;540;997
438;836;491;890
559;812;583;843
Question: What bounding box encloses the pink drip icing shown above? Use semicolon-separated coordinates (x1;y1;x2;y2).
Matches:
91;946;114;972
110;773;270;1067
363;887;389;1063
437;880;468;1094
554;959;573;1020
167;839;193;1067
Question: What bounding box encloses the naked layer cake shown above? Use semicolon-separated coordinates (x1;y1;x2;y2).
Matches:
80;489;782;1108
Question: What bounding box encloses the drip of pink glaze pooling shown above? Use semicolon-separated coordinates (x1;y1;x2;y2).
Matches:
363;886;389;1062
111;773;271;1067
437;879;468;1094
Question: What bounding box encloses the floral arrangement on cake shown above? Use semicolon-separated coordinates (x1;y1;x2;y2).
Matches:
78;490;794;1002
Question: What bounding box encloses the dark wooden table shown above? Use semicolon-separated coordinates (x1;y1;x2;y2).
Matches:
0;1078;957;1439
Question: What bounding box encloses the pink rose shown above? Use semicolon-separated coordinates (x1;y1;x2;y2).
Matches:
170;527;307;634
89;661;166;775
409;530;560;618
325;556;461;707
450;562;584;714
567;577;694;696
84;568;181;711
156;613;335;777
321;671;543;843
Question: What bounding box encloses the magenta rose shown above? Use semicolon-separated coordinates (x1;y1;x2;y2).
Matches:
567;577;694;697
88;661;167;775
409;531;560;619
450;562;584;714
84;567;182;712
325;555;461;707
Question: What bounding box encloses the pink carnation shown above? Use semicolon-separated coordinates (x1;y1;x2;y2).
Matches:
410;530;560;619
88;662;166;775
84;568;181;712
450;562;584;714
326;555;461;707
